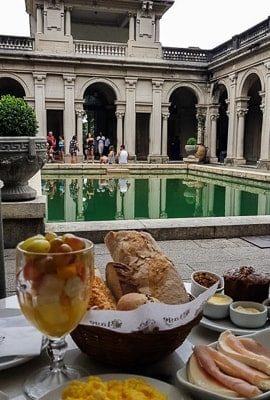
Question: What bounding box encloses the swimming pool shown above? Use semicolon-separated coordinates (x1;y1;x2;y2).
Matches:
41;173;270;223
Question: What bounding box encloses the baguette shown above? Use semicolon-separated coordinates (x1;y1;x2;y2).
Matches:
104;231;189;305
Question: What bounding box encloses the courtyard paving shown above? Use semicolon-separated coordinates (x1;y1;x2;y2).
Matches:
4;236;270;297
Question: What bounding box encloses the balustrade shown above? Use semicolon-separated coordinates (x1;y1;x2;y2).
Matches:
163;47;209;63
74;41;127;57
0;36;33;51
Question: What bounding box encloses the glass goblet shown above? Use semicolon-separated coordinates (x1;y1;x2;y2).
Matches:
16;238;94;400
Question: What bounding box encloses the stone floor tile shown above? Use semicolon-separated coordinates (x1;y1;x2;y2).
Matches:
158;240;200;252
167;248;237;264
188;259;270;275
193;238;239;249
224;247;270;259
229;238;256;247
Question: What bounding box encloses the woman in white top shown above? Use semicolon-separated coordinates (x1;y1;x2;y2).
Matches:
117;144;128;164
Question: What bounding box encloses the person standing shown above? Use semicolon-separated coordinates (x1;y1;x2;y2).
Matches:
86;133;95;163
96;132;105;159
58;136;65;162
107;145;116;164
104;136;111;156
117;144;128;164
69;135;79;163
47;131;56;151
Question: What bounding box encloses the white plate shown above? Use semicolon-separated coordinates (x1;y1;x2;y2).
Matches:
177;329;270;400
39;373;184;400
200;315;270;335
0;308;42;371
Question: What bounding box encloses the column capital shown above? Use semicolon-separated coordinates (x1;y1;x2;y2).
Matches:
128;12;136;18
210;113;219;121
162;112;170;120
33;73;46;84
125;77;137;89
64;6;72;12
115;111;125;119
152;79;164;90
76;109;85;118
237;108;248;117
36;3;43;9
63;75;76;85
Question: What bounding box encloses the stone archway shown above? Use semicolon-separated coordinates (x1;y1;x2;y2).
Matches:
0;77;26;98
243;76;262;164
168;87;198;160
83;82;117;154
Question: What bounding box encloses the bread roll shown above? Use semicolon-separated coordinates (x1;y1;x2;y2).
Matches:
105;231;189;305
117;293;159;311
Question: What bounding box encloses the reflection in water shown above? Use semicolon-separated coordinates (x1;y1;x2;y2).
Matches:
41;176;270;222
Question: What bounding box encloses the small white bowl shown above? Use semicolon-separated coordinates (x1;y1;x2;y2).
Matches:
191;270;224;297
262;298;270;318
203;293;233;319
230;301;268;328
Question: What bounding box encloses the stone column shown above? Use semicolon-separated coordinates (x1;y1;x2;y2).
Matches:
225;74;237;164
209;108;219;163
161;112;169;159
65;178;77;222
155;16;160;42
115;189;124;220
257;193;268;215
235;98;249;164
160;178;167;218
208;184;215;216
76;109;84;161
148;178;161;219
195;106;207;144
225;186;233;216
33;73;46;137
63;75;76;158
148;79;164;163
36;4;43;34
115;110;124;150
258;62;270;168
123;180;135;219
124;78;137;160
128;13;135;41
234;189;241;216
65;7;72;36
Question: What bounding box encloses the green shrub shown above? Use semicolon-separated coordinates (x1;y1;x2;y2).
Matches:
0;95;38;136
186;137;197;145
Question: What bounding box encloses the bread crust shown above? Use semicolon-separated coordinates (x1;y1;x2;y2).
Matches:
104;231;189;304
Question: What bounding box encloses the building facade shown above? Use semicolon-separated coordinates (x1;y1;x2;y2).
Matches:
0;0;270;166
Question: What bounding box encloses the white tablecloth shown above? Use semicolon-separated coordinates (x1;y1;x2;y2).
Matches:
0;294;219;399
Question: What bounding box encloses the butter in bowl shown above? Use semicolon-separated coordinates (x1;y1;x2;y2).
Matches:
203;293;233;319
229;301;268;329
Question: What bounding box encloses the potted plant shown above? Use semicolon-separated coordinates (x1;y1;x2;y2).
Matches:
185;137;197;157
0;95;47;201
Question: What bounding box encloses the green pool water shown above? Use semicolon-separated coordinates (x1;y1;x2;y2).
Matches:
42;175;270;222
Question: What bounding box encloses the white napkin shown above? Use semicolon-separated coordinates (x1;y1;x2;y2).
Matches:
0;311;43;358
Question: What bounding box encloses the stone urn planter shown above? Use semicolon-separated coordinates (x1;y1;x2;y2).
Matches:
0;95;46;201
184;137;198;158
185;144;197;157
0;137;47;201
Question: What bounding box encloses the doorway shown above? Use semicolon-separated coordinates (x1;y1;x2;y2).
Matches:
136;113;150;161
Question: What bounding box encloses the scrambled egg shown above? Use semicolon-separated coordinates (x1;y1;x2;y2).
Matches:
62;376;167;400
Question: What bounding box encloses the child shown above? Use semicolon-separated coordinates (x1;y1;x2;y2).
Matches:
69;136;79;163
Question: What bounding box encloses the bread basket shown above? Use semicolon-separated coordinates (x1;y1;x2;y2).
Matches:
70;296;202;367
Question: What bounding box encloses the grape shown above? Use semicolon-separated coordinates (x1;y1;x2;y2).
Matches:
23;239;51;253
45;231;58;242
20;234;45;250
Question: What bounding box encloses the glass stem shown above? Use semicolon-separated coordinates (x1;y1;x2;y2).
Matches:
47;337;68;373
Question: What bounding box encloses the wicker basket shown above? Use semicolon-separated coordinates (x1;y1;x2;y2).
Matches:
71;310;201;367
